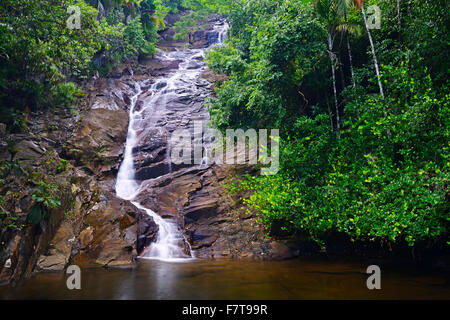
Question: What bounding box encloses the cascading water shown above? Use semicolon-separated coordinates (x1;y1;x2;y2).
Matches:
115;21;228;262
115;83;141;201
115;78;193;262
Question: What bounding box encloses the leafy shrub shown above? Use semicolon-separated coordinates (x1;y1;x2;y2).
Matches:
0;109;28;133
124;17;156;57
0;159;24;177
0;0;101;129
233;68;449;246
210;0;449;249
51;82;84;109
106;7;125;26
57;159;69;173
28;181;61;225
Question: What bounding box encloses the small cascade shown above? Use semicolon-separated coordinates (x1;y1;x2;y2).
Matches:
218;22;229;43
132;202;191;261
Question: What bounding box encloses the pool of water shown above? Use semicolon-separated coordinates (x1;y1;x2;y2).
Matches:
1;258;449;299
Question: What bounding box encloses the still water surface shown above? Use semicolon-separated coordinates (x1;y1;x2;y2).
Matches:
1;259;449;299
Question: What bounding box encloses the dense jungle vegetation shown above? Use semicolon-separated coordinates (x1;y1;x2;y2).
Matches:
0;0;449;249
0;0;187;127
205;0;449;248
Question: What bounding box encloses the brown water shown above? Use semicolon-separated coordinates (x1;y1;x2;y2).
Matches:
1;259;449;299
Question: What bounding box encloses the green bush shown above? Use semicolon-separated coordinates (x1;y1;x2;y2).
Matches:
124;17;156;57
216;0;449;248
0;0;101;129
106;7;125;26
29;181;61;225
0;0;166;127
233;65;449;247
51;82;84;109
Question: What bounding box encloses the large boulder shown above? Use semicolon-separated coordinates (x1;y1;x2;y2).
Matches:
36;221;74;271
70;192;144;268
65;108;128;170
13;140;46;161
136;213;159;255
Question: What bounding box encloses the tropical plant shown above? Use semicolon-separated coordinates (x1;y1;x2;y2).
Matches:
28;182;61;224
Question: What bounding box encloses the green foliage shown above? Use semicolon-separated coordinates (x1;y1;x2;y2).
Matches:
0;0;184;129
28;204;45;225
105;7;125;25
206;0;326;131
141;0;165;42
1;156;66;228
0;0;100;106
57;159;69;173
32;181;61;209
95;20;130;75
0;160;24;177
124;16;156;56
47;125;59;132
234;77;449;245
51;82;84;109
0;109;28;133
0;198;20;230
29;181;61;225
3;215;20;230
0;0;100;131
213;0;449;247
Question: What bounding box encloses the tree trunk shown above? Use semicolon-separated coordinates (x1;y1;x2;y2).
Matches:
344;14;356;89
361;3;391;137
361;3;384;99
346;33;356;88
327;33;340;131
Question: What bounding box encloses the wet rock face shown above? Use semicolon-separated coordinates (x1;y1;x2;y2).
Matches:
29;168;160;272
36;221;74;271
206;31;219;45
13;140;46;161
0;73;158;283
70;191;144;267
0;178;73;284
137;214;159;255
65;106;129;173
63;77;145;176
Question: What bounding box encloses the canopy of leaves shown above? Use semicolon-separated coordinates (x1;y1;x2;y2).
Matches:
209;0;449;247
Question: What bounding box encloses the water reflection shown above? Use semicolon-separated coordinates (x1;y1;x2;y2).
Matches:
1;259;449;300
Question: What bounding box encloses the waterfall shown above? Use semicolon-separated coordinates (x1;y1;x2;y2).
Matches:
115;21;228;262
115;83;141;201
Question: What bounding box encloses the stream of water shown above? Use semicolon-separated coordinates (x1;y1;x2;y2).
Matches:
114;22;229;262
